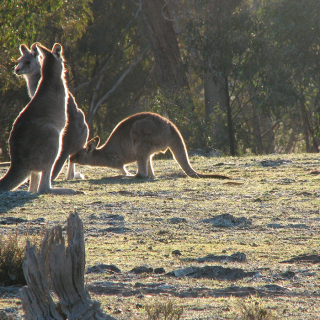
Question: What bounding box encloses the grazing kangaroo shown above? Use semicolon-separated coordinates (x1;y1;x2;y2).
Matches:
15;43;89;180
70;112;231;179
0;43;77;194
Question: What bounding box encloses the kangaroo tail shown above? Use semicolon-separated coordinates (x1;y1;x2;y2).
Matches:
0;165;30;191
196;172;231;179
169;127;231;179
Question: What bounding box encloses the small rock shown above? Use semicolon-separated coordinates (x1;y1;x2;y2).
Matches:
174;267;194;277
280;271;295;278
113;309;122;314
267;223;283;229
168;217;187;224
130;266;153;274
103;227;131;234
287;224;308;229
172;250;182;256
201;213;251;228
86;264;121;274
154;267;166;274
157;283;173;290
0;217;27;225
281;254;320;264
263;284;290;292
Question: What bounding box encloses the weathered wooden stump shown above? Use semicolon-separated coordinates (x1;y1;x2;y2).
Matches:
19;211;117;320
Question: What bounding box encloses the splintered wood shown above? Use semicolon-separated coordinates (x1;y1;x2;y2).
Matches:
20;211;117;320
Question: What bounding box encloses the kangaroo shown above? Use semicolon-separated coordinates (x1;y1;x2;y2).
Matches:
0;43;77;194
15;44;89;180
70;112;231;179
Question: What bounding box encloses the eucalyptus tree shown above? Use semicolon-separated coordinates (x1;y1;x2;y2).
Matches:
65;0;156;140
179;0;267;155
260;0;320;153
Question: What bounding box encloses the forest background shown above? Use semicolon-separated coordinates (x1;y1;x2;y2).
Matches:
1;0;320;162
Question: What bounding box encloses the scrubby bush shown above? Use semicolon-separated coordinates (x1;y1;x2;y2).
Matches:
0;232;26;286
145;300;184;320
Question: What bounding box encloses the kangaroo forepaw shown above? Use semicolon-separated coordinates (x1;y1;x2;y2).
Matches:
74;172;85;180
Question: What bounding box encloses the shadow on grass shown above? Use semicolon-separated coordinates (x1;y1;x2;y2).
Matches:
68;173;187;187
0;190;38;213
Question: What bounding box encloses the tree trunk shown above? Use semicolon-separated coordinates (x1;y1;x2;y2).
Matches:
252;107;263;154
224;75;236;156
141;0;192;110
20;212;117;320
300;100;310;152
204;70;224;121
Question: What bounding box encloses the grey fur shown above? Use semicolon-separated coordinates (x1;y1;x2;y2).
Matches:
0;43;77;194
70;112;230;179
15;43;89;180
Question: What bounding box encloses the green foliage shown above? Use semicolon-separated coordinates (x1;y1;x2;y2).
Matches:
144;300;183;320
0;232;26;286
1;0;320;159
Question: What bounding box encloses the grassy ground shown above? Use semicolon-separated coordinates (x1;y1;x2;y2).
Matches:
1;152;320;319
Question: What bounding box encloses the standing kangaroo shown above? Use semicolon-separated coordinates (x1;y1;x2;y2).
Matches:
15;43;89;180
0;43;77;194
70;112;231;179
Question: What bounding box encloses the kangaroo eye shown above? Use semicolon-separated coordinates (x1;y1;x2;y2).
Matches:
26;61;31;65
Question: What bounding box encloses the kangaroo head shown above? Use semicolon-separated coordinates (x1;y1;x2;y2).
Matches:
70;136;101;164
35;43;66;78
15;44;42;76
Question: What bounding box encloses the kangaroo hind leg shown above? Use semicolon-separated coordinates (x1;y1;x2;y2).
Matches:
29;172;40;193
38;169;77;195
147;156;155;179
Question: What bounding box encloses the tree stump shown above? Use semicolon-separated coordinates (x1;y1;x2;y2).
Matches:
20;211;117;320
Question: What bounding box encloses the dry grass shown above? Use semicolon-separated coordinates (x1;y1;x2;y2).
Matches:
233;296;274;320
145;300;183;320
0;153;320;319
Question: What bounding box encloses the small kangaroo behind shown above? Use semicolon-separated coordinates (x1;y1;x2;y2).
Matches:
15;44;89;180
70;112;231;179
0;43;77;194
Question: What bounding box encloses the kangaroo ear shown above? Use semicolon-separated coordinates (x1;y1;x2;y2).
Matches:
87;137;99;153
30;43;40;58
93;136;101;147
19;44;29;55
35;43;50;58
52;43;63;60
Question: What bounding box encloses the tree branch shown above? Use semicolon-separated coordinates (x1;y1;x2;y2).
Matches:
87;51;145;124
